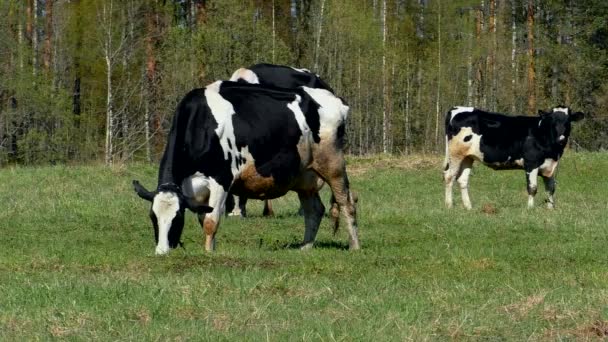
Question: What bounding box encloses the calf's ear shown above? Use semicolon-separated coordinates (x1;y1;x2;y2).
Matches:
569;112;584;122
133;180;155;201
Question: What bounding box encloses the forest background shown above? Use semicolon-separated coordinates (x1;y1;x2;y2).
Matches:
0;0;607;166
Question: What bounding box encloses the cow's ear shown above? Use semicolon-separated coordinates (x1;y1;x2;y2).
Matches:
569;111;584;122
133;180;155;202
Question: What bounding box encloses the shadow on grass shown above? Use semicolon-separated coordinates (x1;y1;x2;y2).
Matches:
267;239;349;251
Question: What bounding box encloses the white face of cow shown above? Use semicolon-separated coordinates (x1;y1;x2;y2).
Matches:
152;192;182;255
133;180;213;256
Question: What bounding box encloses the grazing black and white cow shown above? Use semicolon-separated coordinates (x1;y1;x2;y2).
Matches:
444;106;584;209
227;63;338;221
133;81;359;254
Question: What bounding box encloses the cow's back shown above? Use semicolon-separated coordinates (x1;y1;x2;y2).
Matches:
248;63;335;93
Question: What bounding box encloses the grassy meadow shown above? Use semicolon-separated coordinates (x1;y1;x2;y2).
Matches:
1;153;608;340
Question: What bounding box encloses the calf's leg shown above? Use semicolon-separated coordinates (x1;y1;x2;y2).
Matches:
298;191;325;250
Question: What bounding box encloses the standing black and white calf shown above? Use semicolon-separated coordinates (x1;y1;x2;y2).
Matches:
444;106;584;209
133;81;359;254
226;63;337;219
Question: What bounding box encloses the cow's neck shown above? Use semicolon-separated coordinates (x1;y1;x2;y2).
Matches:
157;132;189;188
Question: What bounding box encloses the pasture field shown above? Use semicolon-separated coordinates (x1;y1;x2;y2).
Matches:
1;153;608;340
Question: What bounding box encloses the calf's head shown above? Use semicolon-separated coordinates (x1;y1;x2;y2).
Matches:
133;180;212;255
537;107;584;147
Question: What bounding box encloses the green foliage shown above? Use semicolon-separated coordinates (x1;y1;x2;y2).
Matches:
1;0;608;165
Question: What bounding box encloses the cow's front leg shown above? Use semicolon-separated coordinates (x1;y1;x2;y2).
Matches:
542;175;556;209
525;167;539;209
298;191;325;250
199;179;228;251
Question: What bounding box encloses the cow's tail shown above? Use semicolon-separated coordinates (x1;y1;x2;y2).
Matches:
443;109;454;171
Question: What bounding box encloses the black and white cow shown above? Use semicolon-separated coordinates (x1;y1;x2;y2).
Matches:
227;63;338;221
133;81;359;254
444;106;584;210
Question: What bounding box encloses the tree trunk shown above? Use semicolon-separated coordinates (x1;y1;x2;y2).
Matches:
194;0;207;25
43;0;53;72
489;0;496;111
475;3;484;107
145;2;158;162
103;1;115;166
32;0;38;76
381;0;388;154
313;0;325;71
434;0;441;151
272;0;276;63
527;0;536;114
511;0;517;112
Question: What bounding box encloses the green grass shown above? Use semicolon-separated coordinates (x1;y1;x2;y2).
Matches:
1;153;608;340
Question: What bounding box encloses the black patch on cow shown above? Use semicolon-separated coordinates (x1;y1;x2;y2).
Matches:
240;64;329;144
218;82;308;187
463;134;472;142
227;138;233;149
335;122;346;149
249;63;336;94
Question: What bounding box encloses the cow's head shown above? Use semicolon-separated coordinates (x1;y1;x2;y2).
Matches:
133;180;213;255
537;107;584;147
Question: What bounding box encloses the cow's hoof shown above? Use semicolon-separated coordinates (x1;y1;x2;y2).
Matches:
300;242;314;251
155;246;170;255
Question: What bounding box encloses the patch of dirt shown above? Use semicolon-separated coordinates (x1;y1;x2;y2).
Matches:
481;203;498;215
502;292;547;318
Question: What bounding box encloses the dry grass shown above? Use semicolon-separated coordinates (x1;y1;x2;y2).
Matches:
346;154;441;176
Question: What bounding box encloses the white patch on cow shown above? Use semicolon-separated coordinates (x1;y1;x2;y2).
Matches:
291;67;311;73
229;68;260;84
206;80;222;93
301;86;348;141
514;158;524;167
204;177;228;251
558;135;566;142
449;106;474;123
182;172;211;204
552;107;569;115
449;126;484;161
204;87;240;176
287;94;310;135
152;192;180;255
539;158;559;178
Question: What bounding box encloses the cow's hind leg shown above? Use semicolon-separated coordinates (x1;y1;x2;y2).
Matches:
457;157;474;210
322;173;360;250
298;191;325;250
542;175;556;209
262;200;274;217
199;180;228;251
329;193;340;235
